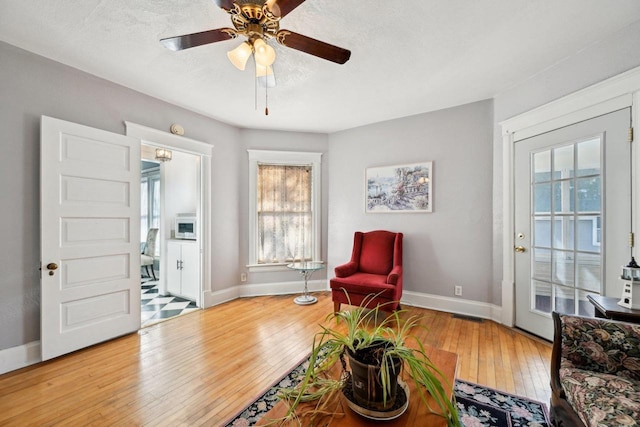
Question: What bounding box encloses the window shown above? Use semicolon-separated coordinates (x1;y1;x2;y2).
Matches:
141;165;160;255
591;216;601;247
530;137;603;316
248;150;322;270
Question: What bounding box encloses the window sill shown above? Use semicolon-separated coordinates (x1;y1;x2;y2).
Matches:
246;263;290;273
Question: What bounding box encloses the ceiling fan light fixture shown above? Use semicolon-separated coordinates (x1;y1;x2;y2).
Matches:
253;38;276;67
227;41;253;70
256;64;276;88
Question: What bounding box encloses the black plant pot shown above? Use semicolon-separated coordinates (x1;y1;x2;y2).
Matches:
347;343;402;411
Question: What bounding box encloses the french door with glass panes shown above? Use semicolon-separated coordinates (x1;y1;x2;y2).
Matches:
514;108;631;340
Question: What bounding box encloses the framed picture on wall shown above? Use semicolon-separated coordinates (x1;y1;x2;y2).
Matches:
366;161;433;213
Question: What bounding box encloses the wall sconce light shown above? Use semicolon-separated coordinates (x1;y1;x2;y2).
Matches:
155;148;172;162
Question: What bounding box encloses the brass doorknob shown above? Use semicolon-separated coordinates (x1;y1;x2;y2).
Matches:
46;263;58;270
514;246;526;253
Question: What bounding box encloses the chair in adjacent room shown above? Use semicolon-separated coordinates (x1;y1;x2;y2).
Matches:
330;230;403;313
141;228;159;280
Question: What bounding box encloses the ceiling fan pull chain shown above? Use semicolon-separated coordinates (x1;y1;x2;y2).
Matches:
254;57;258;112
265;75;269;115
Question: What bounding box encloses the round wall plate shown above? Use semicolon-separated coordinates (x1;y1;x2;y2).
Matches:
170;123;184;135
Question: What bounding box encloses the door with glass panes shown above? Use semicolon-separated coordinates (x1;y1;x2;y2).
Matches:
514;109;631;340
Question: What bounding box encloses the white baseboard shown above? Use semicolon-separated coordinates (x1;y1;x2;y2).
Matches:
203;286;240;308
203;280;329;308
0;341;41;375
205;283;504;324
239;279;328;298
402;291;503;324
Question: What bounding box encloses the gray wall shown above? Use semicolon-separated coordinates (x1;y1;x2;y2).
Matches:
327;100;494;302
0;41;329;351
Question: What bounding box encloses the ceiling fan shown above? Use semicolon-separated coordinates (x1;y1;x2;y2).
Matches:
160;0;351;73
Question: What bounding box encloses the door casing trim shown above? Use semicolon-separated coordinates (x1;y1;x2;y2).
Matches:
500;66;640;327
125;122;213;310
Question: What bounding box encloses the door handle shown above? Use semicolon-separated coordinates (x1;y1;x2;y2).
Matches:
46;262;58;276
514;246;526;253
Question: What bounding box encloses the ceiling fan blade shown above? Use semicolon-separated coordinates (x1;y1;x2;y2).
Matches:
213;0;236;11
270;0;306;17
276;30;351;64
160;28;237;51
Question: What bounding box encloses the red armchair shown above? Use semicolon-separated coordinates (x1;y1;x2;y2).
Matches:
330;230;403;313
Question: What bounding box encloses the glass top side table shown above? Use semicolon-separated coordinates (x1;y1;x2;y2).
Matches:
287;261;324;305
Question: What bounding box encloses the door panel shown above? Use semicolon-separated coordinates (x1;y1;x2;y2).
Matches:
41;116;140;360
514;109;630;340
181;242;200;300
166;241;182;295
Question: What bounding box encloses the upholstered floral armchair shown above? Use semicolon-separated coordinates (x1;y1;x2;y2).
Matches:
329;230;403;313
550;312;640;427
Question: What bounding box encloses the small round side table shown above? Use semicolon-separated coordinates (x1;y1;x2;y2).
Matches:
287;261;324;305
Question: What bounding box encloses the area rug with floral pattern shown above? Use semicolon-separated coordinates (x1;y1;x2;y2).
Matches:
454;381;550;427
224;352;551;427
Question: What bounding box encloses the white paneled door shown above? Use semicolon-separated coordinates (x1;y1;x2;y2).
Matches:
40;116;141;361
514;109;631;340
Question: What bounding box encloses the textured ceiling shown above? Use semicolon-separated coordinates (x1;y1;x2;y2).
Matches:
1;1;640;133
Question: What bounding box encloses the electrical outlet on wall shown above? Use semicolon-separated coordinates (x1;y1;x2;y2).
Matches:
454;285;462;296
241;273;247;282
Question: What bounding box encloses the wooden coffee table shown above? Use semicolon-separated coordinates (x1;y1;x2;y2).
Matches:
256;344;458;426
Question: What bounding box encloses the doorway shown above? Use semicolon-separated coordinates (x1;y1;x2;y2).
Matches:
127;121;213;324
139;147;203;327
40;116;141;361
513;109;631;340
39;117;212;361
501;67;640;338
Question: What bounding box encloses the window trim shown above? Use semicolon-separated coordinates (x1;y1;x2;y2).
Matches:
247;150;322;272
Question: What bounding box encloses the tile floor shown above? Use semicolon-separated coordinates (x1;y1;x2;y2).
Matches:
141;278;198;327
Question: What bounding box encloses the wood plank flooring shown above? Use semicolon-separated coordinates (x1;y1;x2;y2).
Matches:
0;292;551;426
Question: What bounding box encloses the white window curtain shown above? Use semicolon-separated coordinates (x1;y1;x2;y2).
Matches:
257;164;312;264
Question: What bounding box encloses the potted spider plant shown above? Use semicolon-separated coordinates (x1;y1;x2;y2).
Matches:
277;294;459;426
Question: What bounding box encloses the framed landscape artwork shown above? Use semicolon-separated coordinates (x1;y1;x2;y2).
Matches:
366;161;433;213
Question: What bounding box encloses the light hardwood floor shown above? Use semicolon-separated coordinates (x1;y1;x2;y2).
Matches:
0;292;551;425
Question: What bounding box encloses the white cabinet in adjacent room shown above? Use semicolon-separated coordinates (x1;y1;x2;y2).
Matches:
167;240;199;301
